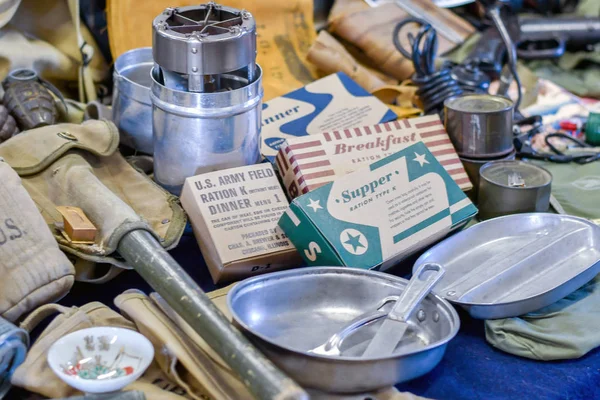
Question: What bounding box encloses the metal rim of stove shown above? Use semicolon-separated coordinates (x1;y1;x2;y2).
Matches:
152;2;257;92
153;3;254;41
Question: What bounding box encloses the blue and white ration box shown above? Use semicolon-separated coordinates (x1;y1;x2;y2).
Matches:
260;72;397;162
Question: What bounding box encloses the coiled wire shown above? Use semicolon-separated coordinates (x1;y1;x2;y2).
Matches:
393;18;464;115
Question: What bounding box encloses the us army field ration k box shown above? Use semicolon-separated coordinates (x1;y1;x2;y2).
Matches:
181;163;301;283
260;72;397;162
278;142;478;271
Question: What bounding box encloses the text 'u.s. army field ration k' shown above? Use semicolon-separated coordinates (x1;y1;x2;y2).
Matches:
181;163;302;283
276;114;472;199
278;142;478;271
260;72;397;162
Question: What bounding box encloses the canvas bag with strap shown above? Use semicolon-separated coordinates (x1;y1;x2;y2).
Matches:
114;289;253;400
0;159;74;322
0;119;186;283
10;302;189;399
3;0;107;103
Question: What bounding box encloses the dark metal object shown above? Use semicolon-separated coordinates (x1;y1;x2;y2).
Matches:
2;69;64;130
478;160;552;220
444;94;514;159
228;267;460;393
117;230;307;400
450;62;491;93
0;105;19;143
484;2;523;110
517;16;600;60
460;148;516;197
466;13;600;76
414;213;600;319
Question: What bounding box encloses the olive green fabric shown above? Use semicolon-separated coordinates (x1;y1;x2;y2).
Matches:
485;274;600;360
526;48;600;98
0;120;186;280
447;0;600;99
527;159;600;221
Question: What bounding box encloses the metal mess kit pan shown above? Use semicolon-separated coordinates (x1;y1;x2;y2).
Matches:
414;213;600;319
228;267;459;394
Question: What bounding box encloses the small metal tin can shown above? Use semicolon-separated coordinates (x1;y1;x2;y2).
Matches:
478;160;552;220
460;148;516;202
444;94;514;159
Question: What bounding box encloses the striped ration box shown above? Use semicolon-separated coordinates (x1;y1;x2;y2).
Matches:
278;141;478;271
275;115;472;199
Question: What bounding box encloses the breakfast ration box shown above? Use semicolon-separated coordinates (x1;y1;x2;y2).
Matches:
276;114;472;199
278;142;477;271
260;72;397;162
181;163;302;283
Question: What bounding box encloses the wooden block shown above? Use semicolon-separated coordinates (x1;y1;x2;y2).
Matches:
56;206;97;244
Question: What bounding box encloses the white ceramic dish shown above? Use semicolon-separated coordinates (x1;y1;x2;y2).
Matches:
47;327;154;393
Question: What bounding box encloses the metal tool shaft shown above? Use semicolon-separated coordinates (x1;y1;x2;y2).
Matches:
118;230;308;400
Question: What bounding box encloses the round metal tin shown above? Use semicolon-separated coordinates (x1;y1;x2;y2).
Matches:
444;94;514;159
478;160;552;220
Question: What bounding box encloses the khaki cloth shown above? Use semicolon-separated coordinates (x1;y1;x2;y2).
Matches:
107;0;318;101
12;287;427;400
2;0;109;102
115;290;253;400
0;120;186;281
327;0;474;82
119;286;428;400
10;302;187;399
0;159;74;322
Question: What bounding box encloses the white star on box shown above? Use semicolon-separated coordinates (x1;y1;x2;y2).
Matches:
307;198;323;212
413;152;430;167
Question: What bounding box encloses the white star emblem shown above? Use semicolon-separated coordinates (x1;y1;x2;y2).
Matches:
307;198;323;212
413;152;429;167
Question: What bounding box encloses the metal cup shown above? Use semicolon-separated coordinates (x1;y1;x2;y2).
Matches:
478;160;552;220
150;66;263;195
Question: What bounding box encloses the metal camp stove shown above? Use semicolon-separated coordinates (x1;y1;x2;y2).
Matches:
151;2;262;194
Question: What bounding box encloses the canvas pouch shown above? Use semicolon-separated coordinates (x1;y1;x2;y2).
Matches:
0;159;74;322
0;120;186;283
10;302;188;399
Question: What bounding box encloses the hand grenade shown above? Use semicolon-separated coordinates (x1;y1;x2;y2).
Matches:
2;68;60;130
0;105;19;143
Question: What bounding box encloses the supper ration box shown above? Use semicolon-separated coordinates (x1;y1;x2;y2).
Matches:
181;163;302;283
278;141;478;271
275;114;472;199
260;72;397;162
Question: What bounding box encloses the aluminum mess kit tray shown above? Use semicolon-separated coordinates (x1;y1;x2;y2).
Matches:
414;213;600;319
